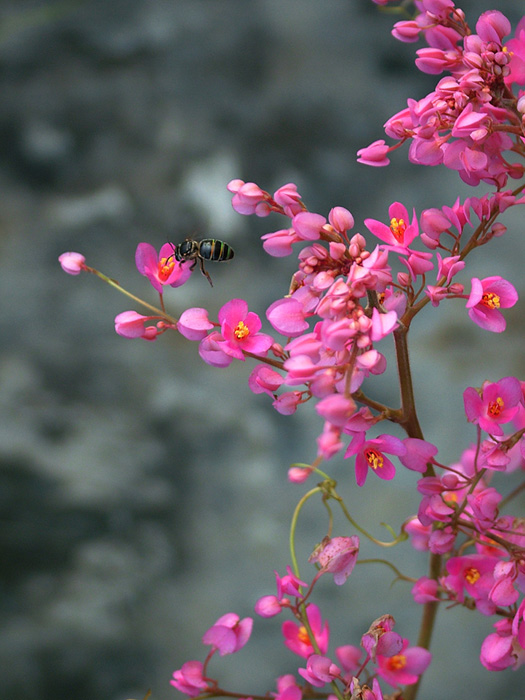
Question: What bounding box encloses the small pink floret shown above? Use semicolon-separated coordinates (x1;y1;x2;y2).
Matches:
59;251;86;275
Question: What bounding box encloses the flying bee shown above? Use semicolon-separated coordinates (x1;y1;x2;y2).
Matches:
169;238;234;287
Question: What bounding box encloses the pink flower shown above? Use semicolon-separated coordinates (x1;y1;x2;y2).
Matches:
202;613;253;656
308;535;360;585
504;17;525;86
463;376;522;436
216;299;274;360
344;432;406;487
170;660;210;697
135;242;191;293
442;555;497;614
466;276;518;332
364;202;419;249
282;604;329;658
376;639;432;688
58;251;86;275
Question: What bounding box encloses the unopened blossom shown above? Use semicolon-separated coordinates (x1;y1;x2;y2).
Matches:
328;206;354;234
228;179;270;216
254;595;284;618
267;298;309;336
273;182;303;216
273;675;303;700
463;376;523;436
480;627;516;671
357;139;390;167
202;613;253;656
361;615;403;662
282;603;329;658
308;535;360;585
399;437;438;473
58;251;86;275
198;331;234;368
248;365;284;396
135;242;191;293
298;655;341;687
335;645;362;674
177;307;215;341
170;660;210;697
411;576;440;604
466;276;518;332
114;310;160;341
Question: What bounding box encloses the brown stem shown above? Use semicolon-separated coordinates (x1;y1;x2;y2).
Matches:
393;322;442;700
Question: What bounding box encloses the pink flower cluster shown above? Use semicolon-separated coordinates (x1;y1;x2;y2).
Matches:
171;540;431;700
359;3;525;188
57;4;525;698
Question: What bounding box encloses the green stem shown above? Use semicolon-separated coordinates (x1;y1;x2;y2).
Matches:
87;266;178;324
289;486;323;577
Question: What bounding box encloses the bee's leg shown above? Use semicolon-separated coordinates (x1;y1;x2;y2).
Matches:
198;257;214;287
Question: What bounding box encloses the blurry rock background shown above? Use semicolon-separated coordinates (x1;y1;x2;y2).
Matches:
1;1;524;699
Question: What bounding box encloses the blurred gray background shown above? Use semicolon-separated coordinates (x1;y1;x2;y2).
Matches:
1;1;524;699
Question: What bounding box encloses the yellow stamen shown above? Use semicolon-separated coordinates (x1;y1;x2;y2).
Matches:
481;292;500;309
365;448;383;470
158;256;175;281
390;217;406;242
234;321;250;340
488;396;504;417
297;626;310;646
387;654;407;671
464;567;480;585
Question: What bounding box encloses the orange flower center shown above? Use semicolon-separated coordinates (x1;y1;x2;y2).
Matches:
158;256;175;282
390;217;406;242
234;321;250;340
464;567;480;585
387;654;407;671
365;448;383;470
481;292;500;309
488;396;504;417
297;626;310;646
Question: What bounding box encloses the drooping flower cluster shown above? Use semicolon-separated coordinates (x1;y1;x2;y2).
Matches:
359;4;525;188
